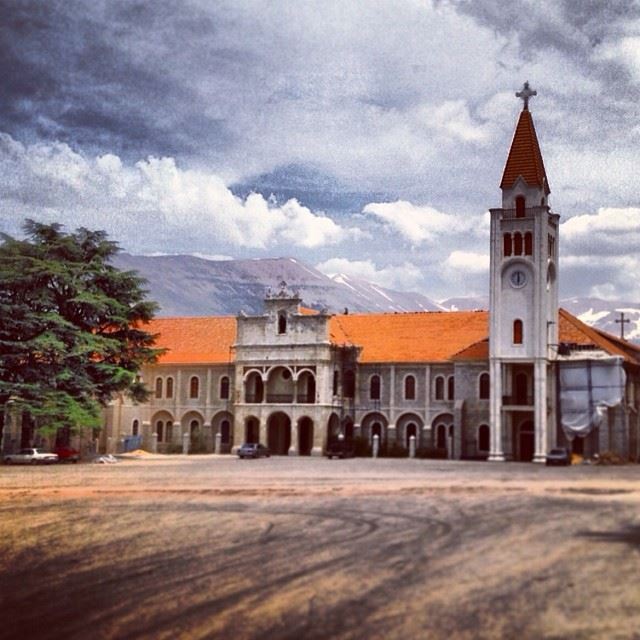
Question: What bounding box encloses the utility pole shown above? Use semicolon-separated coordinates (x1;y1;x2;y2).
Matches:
615;311;630;340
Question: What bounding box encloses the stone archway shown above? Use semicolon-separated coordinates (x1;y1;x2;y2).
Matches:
298;417;314;456
267;412;291;455
244;416;260;444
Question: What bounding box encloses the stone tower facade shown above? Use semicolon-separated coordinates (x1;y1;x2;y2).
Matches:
488;83;560;462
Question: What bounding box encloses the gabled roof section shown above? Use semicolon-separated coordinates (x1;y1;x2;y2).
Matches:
500;108;550;194
451;338;489;361
558;309;640;365
330;311;489;363
147;316;236;364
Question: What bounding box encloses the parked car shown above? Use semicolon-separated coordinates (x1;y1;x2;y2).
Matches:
4;448;59;465
237;443;270;459
54;446;80;463
325;439;355;459
546;447;571;466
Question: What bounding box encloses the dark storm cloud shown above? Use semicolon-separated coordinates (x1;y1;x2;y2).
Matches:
0;0;233;160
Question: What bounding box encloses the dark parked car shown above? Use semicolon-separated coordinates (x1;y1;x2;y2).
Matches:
546;447;571;466
325;439;355;459
237;443;271;459
54;446;80;463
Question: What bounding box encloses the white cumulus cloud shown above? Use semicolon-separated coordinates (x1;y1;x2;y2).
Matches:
0;133;353;252
362;200;459;245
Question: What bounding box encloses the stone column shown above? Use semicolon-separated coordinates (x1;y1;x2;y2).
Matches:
533;358;548;463
288;420;299;456
151;432;158;454
182;431;190;455
409;435;416;458
215;432;222;454
488;359;506;461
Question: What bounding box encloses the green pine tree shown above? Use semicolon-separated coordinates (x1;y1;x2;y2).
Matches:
0;219;163;437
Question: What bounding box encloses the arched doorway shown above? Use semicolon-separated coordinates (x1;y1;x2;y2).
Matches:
405;423;417;448
245;416;259;444
327;413;341;442
267;412;291;455
298;417;314;456
518;420;535;462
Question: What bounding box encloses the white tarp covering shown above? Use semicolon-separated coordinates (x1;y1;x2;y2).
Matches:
559;357;626;439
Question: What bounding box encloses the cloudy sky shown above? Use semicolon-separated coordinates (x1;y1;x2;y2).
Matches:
1;0;639;301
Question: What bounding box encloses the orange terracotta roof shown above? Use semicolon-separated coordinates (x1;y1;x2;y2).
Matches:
145;308;639;368
330;311;490;363
451;338;489;361
147;316;236;364
500;108;550;194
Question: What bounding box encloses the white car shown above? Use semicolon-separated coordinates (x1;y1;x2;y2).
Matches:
4;448;59;465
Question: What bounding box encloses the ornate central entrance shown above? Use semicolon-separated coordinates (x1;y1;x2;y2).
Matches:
267;412;291;455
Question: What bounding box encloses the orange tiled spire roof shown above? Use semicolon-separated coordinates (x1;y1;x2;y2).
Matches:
500;82;550;194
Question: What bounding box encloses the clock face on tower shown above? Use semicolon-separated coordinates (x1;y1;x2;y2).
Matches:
509;269;527;288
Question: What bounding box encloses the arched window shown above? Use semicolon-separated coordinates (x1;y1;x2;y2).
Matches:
503;233;512;257
166;377;174;399
478;424;490;452
524;232;533;256
404;375;416;400
220;376;230;400
332;371;339;396
344;370;355;398
132;419;139;436
513;319;523;345
370;375;381;400
371;422;382;441
221;419;230;444
277;311;287;334
189;376;199;399
156;420;164;442
447;376;455;400
155;377;163;399
515;195;525;218
513;232;523;255
435;376;445;400
479;373;490;400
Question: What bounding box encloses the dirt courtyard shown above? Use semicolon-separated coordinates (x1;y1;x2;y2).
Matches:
0;456;639;640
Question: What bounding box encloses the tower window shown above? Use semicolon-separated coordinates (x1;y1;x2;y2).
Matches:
189;376;200;399
332;371;339;396
370;375;381;400
503;233;512;257
524;232;533;256
513;232;523;256
479;373;490;400
515;196;525;218
435;376;445;400
155;377;163;399
277;311;287;334
513;320;523;345
404;375;416;400
166;377;174;399
447;376;455;400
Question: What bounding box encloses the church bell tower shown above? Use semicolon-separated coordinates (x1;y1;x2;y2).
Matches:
488;82;560;462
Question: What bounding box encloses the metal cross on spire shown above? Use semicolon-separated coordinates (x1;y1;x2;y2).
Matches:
516;81;537;110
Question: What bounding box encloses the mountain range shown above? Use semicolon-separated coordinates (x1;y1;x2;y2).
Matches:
112;253;640;342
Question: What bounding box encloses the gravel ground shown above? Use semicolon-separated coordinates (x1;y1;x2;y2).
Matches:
1;456;639;640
